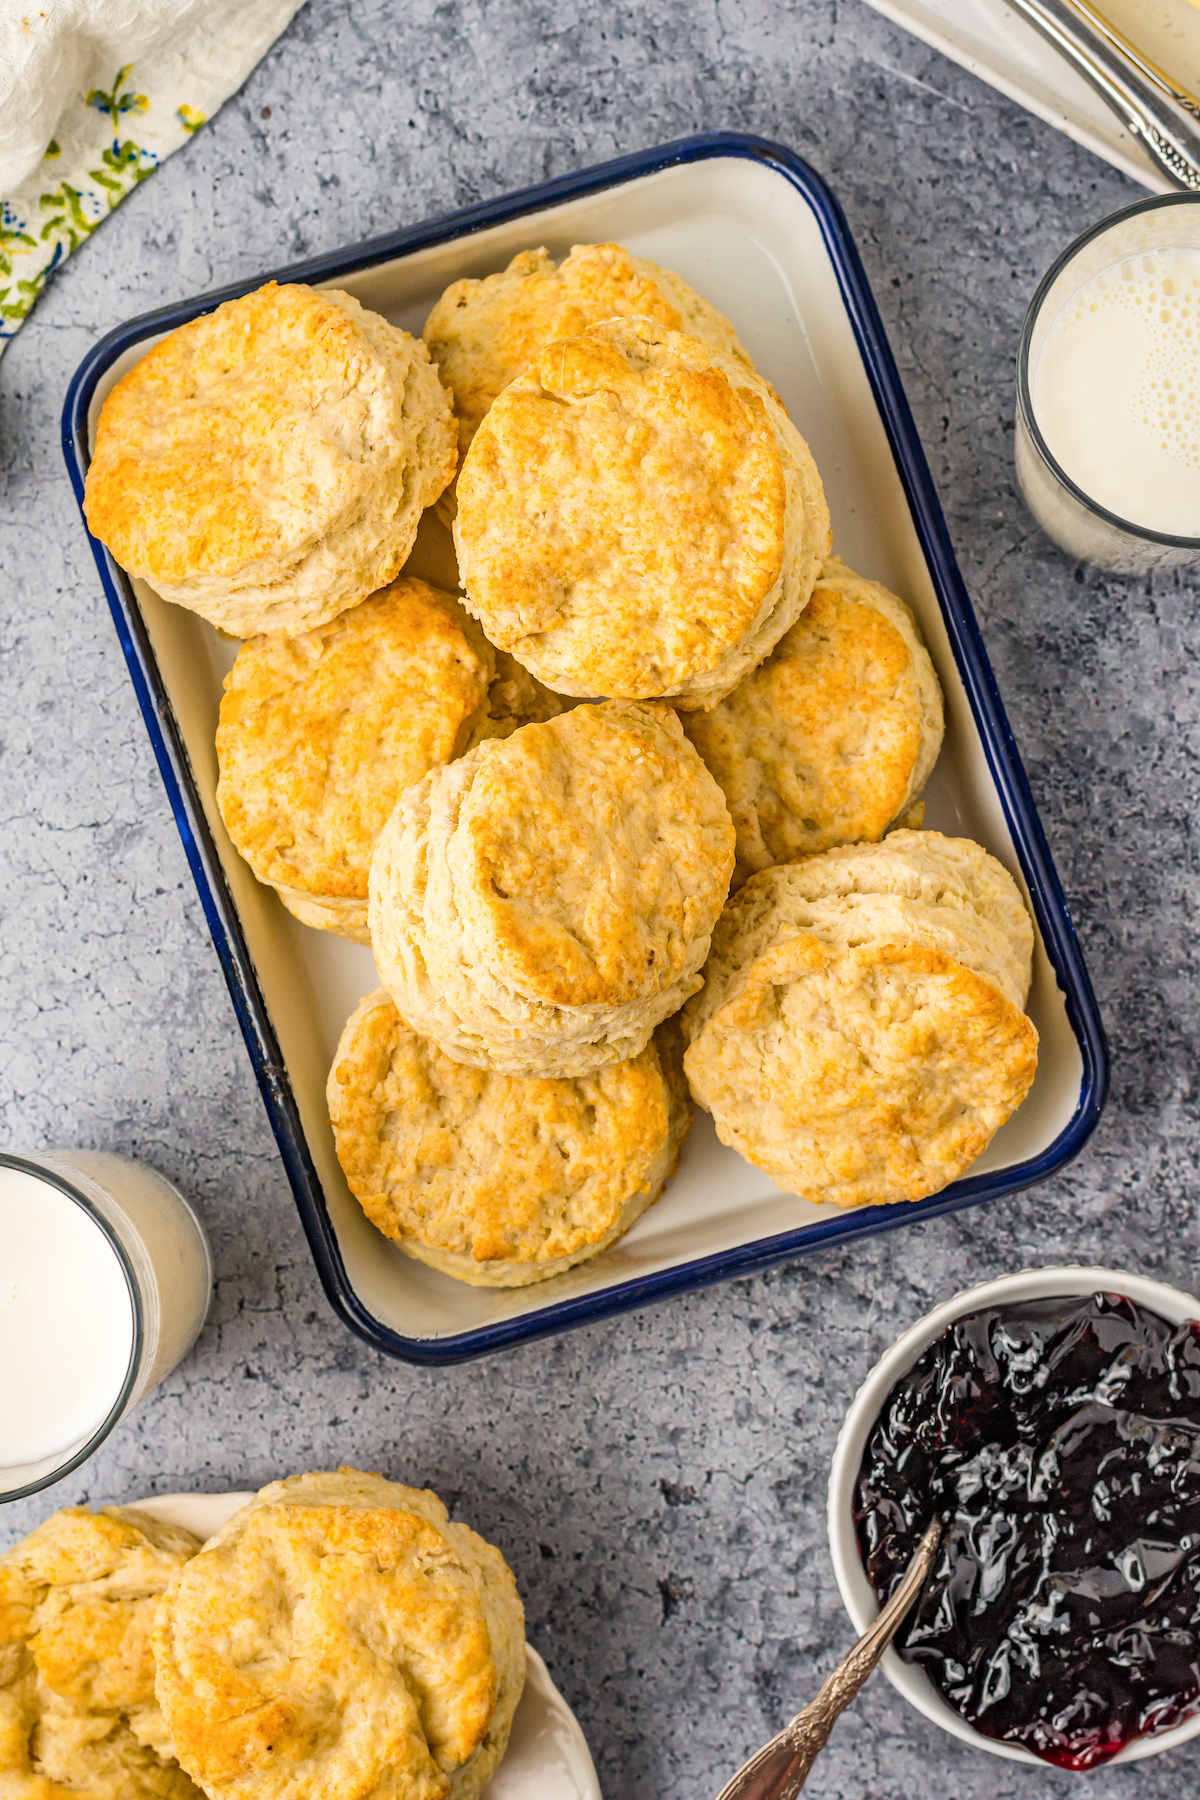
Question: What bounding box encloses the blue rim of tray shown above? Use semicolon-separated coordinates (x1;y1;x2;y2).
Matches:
61;130;1110;1365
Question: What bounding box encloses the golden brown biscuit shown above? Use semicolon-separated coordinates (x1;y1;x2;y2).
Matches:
0;1505;201;1800
84;283;457;639
454;318;831;707
681;556;945;886
424;241;751;466
740;832;1035;1007
682;834;1038;1208
215;578;565;943
368;700;736;1076
153;1468;524;1800
327;991;692;1285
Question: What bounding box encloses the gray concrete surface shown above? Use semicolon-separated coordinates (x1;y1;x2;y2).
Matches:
2;3;1197;1795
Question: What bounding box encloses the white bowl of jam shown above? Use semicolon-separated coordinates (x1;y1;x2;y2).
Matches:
828;1267;1200;1769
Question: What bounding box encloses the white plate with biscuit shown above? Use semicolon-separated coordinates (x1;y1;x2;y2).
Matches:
64;132;1107;1361
135;1490;600;1800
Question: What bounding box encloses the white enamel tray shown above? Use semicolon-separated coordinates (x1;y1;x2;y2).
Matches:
135;1492;600;1800
861;0;1200;189
64;135;1107;1362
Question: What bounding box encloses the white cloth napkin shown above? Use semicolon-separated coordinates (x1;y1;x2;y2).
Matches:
0;0;305;353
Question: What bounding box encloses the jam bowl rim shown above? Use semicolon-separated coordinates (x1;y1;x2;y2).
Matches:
826;1264;1200;1768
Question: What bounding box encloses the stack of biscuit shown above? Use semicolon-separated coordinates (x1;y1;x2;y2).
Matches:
423;239;755;524
368;700;734;1076
155;1470;524;1800
83;245;1038;1275
84;283;458;639
1;1472;525;1800
453;315;831;706
682;833;1039;1208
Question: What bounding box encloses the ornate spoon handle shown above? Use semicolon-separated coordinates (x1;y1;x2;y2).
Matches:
1006;0;1200;189
714;1517;942;1800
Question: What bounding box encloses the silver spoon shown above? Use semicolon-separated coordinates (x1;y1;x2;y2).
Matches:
713;1517;942;1800
1007;0;1200;189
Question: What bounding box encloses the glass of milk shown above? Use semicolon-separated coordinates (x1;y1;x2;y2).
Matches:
1017;193;1200;573
0;1151;212;1502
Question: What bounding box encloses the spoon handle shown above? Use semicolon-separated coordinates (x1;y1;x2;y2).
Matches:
783;1517;942;1775
714;1517;942;1800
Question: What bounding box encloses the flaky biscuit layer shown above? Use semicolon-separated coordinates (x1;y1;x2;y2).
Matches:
682;556;945;885
274;886;375;941
0;1506;202;1800
152;1469;524;1800
454;319;829;705
682;834;1038;1207
84;283;457;638
368;701;735;1076
686;832;1034;1044
328;991;691;1285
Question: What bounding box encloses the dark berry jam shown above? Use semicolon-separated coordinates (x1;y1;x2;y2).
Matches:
853;1292;1200;1770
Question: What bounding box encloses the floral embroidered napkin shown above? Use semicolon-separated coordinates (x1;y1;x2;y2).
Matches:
0;0;305;353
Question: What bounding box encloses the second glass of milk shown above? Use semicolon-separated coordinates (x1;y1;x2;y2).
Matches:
0;1151;212;1501
1017;194;1200;573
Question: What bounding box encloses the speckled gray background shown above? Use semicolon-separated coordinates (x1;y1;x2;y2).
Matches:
2;3;1198;1795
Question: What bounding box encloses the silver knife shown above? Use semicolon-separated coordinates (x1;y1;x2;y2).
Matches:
1006;0;1200;189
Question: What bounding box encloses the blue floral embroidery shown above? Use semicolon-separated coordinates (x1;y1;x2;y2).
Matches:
86;66;149;134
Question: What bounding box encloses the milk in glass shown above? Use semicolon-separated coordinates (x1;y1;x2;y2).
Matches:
1033;247;1200;538
0;1153;211;1498
0;1165;134;1466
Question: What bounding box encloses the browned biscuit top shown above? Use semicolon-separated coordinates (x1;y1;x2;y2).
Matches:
423;241;751;457
156;1506;493;1798
152;1469;525;1800
455;321;787;699
681;555;944;882
0;1505;202;1800
451;701;735;1008
82;281;457;640
680;834;1038;1209
216;577;493;902
368;698;735;1075
328;989;685;1275
86;283;398;584
685;932;1038;1209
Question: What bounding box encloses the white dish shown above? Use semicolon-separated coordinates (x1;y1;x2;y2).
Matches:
862;0;1200;190
74;143;1101;1356
134;1491;600;1800
826;1265;1200;1766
